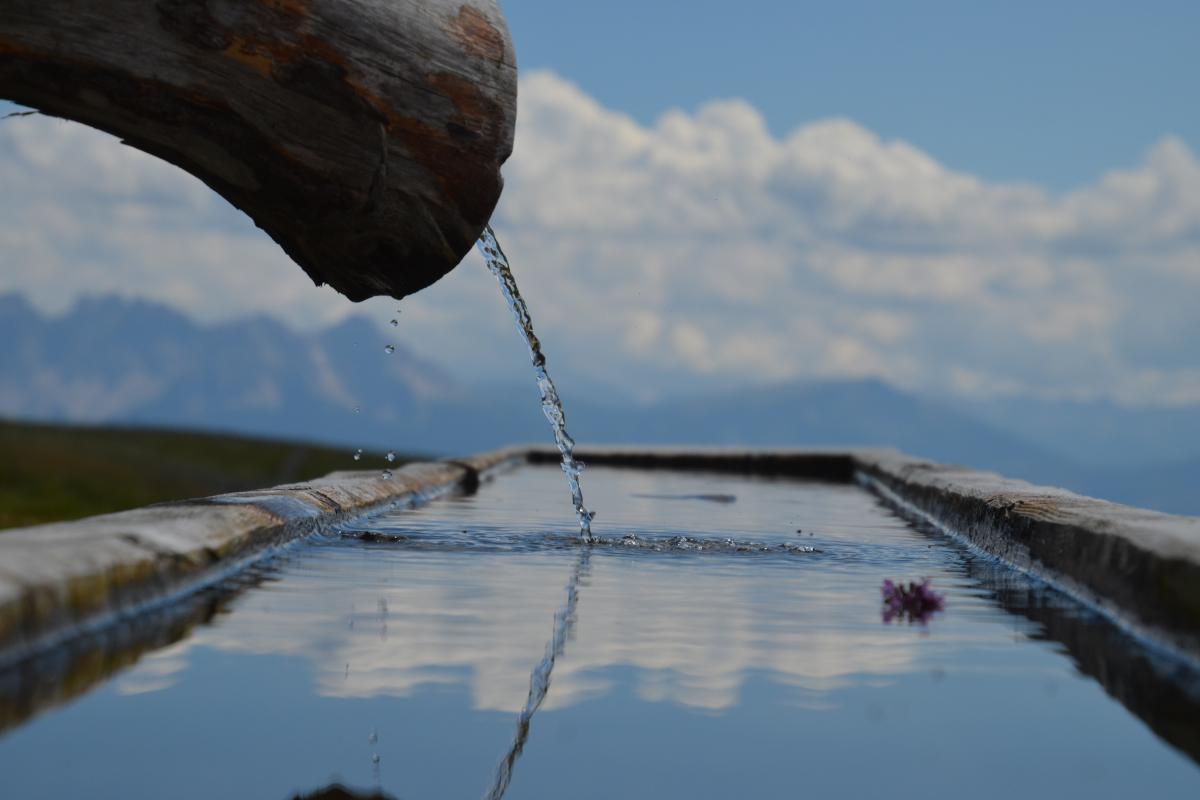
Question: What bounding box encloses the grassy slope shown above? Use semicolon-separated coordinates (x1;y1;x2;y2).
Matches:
0;420;402;530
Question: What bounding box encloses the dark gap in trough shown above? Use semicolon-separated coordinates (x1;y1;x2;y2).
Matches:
526;449;858;482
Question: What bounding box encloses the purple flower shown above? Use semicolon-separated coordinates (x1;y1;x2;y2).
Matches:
881;578;945;624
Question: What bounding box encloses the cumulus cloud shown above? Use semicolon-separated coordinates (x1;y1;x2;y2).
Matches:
2;72;1199;405
488;72;1200;403
0;111;354;327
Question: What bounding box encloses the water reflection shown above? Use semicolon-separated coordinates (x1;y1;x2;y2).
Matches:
962;556;1200;764
486;547;591;800
1;467;1198;799
0;564;276;735
115;547;923;714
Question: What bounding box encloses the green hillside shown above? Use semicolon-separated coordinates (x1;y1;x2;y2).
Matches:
0;420;403;530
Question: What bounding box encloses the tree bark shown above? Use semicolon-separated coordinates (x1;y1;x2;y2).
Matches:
0;0;517;301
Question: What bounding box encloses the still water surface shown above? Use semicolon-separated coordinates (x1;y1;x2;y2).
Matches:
1;465;1198;799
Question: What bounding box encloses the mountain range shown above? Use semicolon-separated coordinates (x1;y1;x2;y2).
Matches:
1;292;1196;515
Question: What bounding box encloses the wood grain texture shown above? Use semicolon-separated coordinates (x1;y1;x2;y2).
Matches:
0;0;517;300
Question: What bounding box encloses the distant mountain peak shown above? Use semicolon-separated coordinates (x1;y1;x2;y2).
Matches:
0;291;457;435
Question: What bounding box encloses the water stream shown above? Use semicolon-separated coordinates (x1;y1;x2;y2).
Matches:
477;225;595;542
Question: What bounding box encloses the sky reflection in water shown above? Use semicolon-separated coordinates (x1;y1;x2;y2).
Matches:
1;466;1198;799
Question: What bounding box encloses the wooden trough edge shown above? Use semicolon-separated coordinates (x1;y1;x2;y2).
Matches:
0;446;523;669
1;444;1198;668
543;444;1200;665
851;449;1200;667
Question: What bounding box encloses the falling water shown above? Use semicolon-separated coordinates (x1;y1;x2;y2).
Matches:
476;226;595;542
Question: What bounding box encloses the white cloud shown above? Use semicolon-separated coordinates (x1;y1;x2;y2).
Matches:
0;113;355;327
2;72;1199;405
118;545;920;712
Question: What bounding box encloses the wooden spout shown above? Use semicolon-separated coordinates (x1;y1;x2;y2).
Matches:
0;0;518;301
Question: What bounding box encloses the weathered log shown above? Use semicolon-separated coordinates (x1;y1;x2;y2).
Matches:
0;0;517;301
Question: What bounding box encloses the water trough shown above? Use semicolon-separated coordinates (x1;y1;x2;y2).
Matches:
2;446;1200;797
2;445;1198;668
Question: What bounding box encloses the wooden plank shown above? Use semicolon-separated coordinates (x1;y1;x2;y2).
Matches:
0;0;517;300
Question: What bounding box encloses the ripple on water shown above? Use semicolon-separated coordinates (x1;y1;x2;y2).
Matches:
335;527;823;558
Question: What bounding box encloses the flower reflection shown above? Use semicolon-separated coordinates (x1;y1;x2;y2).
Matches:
881;579;945;625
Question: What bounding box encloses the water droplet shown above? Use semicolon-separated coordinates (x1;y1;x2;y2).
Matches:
368;729;378;745
390;319;398;327
381;469;392;480
385;451;396;463
353;405;360;414
371;753;381;765
384;344;395;354
353;448;363;461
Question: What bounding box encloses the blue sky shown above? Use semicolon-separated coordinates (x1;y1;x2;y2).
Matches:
2;1;1199;406
506;0;1200;189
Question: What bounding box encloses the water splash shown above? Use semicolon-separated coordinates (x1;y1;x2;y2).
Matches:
476;226;595;542
484;547;590;800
